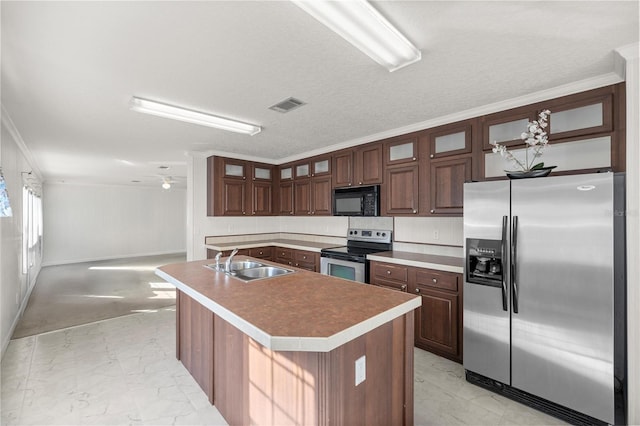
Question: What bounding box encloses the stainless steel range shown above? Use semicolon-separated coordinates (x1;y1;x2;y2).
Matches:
320;228;392;283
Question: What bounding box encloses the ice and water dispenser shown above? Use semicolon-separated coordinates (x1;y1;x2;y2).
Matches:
466;238;504;288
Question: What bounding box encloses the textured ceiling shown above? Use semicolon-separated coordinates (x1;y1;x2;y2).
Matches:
1;1;638;188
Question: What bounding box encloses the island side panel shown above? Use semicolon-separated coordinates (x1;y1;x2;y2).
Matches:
213;313;323;425
176;289;414;425
327;313;414;426
176;289;215;404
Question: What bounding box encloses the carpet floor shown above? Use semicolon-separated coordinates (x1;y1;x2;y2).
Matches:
11;253;186;339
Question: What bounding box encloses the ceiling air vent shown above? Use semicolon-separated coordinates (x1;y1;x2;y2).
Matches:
269;97;306;113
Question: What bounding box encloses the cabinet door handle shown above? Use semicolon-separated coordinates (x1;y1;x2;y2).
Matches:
386;270;391;274
415;288;421;294
303;255;307;260
412;157;416;161
430;209;435;214
412;210;417;214
359;181;362;185
430;154;434;158
348;183;352;186
401;285;407;291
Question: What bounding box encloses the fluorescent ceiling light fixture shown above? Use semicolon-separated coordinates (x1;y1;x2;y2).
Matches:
130;97;261;136
292;0;421;72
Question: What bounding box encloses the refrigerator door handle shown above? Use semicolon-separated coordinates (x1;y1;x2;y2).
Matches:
501;215;508;311
512;215;519;314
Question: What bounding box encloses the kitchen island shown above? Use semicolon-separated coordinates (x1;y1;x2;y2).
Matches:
156;257;421;426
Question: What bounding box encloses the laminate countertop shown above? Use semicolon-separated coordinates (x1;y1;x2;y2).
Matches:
368;251;464;274
204;239;342;253
156;257;421;352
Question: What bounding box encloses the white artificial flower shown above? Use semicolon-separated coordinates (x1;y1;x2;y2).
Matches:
492;109;551;171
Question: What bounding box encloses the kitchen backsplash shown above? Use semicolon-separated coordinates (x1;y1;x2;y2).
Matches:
202;215;463;257
394;217;463;247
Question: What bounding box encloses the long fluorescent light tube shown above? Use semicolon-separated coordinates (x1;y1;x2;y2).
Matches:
292;0;421;72
130;97;261;136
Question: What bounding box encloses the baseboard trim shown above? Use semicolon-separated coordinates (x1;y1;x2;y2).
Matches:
1;266;41;361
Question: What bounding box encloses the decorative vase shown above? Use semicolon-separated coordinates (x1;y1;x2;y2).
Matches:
506;166;556;179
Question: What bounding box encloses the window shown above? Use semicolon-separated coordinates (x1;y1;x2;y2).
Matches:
22;186;42;274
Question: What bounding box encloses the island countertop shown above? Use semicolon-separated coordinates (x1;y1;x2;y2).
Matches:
156;257;421;353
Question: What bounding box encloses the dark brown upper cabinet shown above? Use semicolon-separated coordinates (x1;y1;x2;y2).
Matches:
209;156;274;216
427;122;473;159
294;155;332;216
547;93;613;142
482;108;537;151
332;143;382;188
384;134;419;166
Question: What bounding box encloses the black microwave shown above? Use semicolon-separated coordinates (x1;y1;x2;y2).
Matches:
333;185;380;216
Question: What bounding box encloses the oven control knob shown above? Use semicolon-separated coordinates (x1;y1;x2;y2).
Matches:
381;232;386;237
376;232;380;236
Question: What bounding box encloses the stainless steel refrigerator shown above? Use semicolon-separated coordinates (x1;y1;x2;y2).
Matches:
463;172;626;425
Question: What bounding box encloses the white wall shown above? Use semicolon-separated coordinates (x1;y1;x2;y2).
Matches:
1;118;43;356
43;183;186;265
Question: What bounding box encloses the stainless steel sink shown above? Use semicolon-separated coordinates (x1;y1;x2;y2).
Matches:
204;262;294;282
205;260;265;272
228;260;265;271
234;266;294;281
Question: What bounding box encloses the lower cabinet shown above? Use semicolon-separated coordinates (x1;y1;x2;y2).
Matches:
293;249;319;272
272;247;320;272
207;248;250;259
249;246;273;261
370;260;462;363
370;262;409;292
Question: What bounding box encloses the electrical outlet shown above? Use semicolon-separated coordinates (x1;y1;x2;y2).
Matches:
433;230;439;240
355;355;366;386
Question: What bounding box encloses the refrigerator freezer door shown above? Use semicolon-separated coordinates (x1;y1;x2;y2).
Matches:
510;173;615;424
463;180;511;384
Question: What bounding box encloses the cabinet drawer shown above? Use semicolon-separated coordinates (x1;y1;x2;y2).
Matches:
249;246;273;259
294;250;316;263
275;248;294;260
415;269;458;292
371;278;408;292
373;263;408;282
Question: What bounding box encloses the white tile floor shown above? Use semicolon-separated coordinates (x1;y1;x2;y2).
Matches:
1;308;566;426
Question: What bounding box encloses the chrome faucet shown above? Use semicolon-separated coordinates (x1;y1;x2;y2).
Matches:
214;252;222;271
225;248;239;273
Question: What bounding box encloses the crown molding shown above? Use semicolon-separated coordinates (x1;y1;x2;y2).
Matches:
273;71;624;165
614;42;640;79
1;104;44;181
